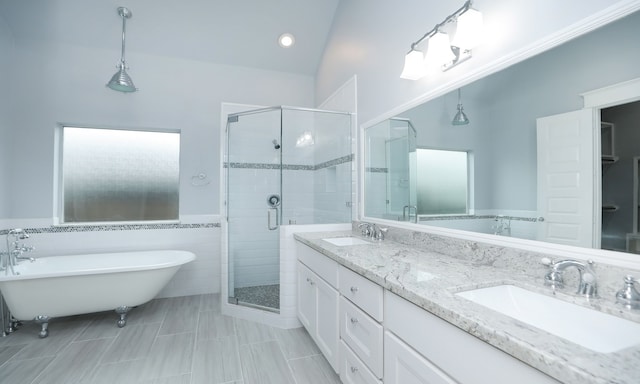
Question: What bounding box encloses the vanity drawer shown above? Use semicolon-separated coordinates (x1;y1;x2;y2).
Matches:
340;296;383;378
339;266;383;321
340;340;381;384
297;242;339;288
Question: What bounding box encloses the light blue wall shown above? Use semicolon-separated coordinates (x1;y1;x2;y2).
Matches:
0;14;12;218
2;38;315;220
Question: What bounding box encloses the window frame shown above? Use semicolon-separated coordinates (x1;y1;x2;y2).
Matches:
415;147;473;216
54;124;181;225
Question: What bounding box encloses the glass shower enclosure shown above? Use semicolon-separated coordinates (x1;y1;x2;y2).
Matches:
225;106;352;312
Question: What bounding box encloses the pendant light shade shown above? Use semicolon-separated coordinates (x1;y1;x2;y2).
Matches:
452;89;470;125
107;7;137;93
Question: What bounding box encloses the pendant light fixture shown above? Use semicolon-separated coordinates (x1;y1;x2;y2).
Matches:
107;7;137;93
452;88;470;126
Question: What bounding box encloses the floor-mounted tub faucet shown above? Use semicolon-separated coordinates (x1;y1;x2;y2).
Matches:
2;229;36;275
541;258;598;298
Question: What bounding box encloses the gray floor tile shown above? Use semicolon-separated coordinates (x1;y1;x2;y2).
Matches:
0;295;332;384
273;326;320;359
239;341;295;384
234;318;276;345
100;322;160;364
200;293;221;313
288;354;341;384
13;316;92;360
138;333;195;381
159;296;201;335
75;311;122;341
128;297;172;325
138;374;192;384
83;359;147;384
197;311;235;340
192;336;242;384
0;356;55;384
0;344;27;366
32;338;113;384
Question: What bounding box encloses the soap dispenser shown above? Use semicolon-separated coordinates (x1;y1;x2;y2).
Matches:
615;275;640;310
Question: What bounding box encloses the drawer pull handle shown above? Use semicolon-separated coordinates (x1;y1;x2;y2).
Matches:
350;286;359;293
350;366;358;373
350;317;358;324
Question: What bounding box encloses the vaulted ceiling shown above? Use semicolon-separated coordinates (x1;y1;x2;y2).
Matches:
0;0;341;75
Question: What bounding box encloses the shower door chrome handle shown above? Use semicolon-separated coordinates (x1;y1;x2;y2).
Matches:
268;207;279;230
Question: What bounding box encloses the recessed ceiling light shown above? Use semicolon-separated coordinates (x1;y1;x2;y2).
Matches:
278;33;295;48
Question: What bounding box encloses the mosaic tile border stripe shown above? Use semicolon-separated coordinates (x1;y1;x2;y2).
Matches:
418;215;540;223
365;167;388;173
0;222;220;236
226;154;353;171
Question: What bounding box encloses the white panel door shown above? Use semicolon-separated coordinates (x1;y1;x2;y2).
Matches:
297;262;315;332
536;109;597;248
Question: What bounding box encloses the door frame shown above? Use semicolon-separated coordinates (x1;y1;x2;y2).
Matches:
580;77;640;251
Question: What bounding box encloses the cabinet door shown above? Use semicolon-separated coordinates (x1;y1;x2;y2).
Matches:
315;273;340;372
297;262;316;332
384;331;456;384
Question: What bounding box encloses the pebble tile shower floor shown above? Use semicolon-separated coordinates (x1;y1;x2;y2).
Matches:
0;294;341;384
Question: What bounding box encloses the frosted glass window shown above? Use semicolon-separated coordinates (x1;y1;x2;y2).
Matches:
417;148;468;215
61;126;180;223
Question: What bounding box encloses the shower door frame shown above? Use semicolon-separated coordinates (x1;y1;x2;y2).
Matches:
226;106;283;313
220;103;354;328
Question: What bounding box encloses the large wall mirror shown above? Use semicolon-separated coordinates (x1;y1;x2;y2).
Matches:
364;10;640;257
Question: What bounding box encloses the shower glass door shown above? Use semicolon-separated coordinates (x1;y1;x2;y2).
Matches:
227;108;282;312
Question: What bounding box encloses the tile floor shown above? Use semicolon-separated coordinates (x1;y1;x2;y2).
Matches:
0;294;342;384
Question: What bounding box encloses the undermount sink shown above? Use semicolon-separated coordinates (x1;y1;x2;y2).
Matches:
456;284;640;353
322;237;370;246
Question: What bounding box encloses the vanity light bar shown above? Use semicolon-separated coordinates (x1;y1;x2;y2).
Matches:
400;0;482;80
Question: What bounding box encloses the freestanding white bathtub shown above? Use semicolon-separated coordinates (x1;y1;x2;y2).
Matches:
0;250;195;338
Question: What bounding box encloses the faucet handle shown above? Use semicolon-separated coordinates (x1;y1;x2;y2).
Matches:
541;258;564;288
616;275;640;310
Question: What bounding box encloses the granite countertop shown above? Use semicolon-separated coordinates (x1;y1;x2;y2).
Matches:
294;230;640;384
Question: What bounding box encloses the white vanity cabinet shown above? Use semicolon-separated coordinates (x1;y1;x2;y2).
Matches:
384;291;560;384
296;243;340;372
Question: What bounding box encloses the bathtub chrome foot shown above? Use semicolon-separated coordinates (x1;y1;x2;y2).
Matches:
35;315;50;338
115;306;131;328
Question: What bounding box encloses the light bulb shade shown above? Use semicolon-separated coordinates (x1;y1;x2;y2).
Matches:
400;50;426;80
425;32;455;69
451;8;483;50
107;63;137;92
452;104;470;125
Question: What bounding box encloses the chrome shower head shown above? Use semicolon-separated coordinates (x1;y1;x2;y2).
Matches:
272;139;281;150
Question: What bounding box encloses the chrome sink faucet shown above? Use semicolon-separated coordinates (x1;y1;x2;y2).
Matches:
542;258;598;298
358;222;387;241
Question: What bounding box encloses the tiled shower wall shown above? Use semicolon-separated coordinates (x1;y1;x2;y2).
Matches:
228;108;353;289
